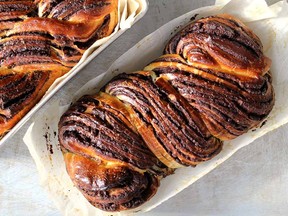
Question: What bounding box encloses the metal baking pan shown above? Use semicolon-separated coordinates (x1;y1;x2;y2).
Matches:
0;0;148;147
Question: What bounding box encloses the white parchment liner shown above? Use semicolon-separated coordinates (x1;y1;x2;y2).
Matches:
24;0;288;215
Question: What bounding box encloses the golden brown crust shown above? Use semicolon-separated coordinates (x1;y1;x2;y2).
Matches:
59;14;274;212
0;0;118;137
164;14;271;79
64;152;160;212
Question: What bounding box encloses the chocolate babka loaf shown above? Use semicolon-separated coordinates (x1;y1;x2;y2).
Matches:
0;0;118;137
58;14;274;211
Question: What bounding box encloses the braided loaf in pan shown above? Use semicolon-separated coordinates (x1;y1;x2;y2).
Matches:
58;14;274;212
0;0;118;138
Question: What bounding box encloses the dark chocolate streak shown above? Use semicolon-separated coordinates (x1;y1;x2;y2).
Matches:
39;0;63;17
51;0;87;20
0;32;78;68
105;72;222;165
0;1;34;14
0;71;49;118
164;15;265;71
84;169;149;200
59;95;162;171
148;56;274;139
91;172;158;212
42;0;111;21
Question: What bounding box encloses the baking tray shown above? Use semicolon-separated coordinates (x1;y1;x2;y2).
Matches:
0;0;148;147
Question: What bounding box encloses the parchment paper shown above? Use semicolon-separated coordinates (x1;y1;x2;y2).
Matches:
24;0;288;215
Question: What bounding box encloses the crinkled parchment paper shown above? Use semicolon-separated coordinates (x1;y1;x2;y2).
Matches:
24;0;288;215
0;0;147;145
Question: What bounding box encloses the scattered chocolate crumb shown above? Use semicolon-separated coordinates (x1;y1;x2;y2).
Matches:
174;25;181;32
111;68;119;75
171;25;182;35
43;124;54;155
190;13;199;21
54;131;57;137
252;129;257;132
43;133;48;140
57;142;61;149
260;120;267;128
48;144;53;154
44;132;54;154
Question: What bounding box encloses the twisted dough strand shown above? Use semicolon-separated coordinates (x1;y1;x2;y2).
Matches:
145;54;274;140
164;14;271;78
161;14;274;140
105;71;222;167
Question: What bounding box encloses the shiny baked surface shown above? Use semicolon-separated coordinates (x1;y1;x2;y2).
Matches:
161;14;274;140
0;0;118;137
58;14;274;212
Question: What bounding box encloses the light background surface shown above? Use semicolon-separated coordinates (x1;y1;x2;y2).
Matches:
0;0;287;215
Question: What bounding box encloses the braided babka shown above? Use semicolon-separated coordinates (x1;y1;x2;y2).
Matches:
0;0;118;137
58;14;274;211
